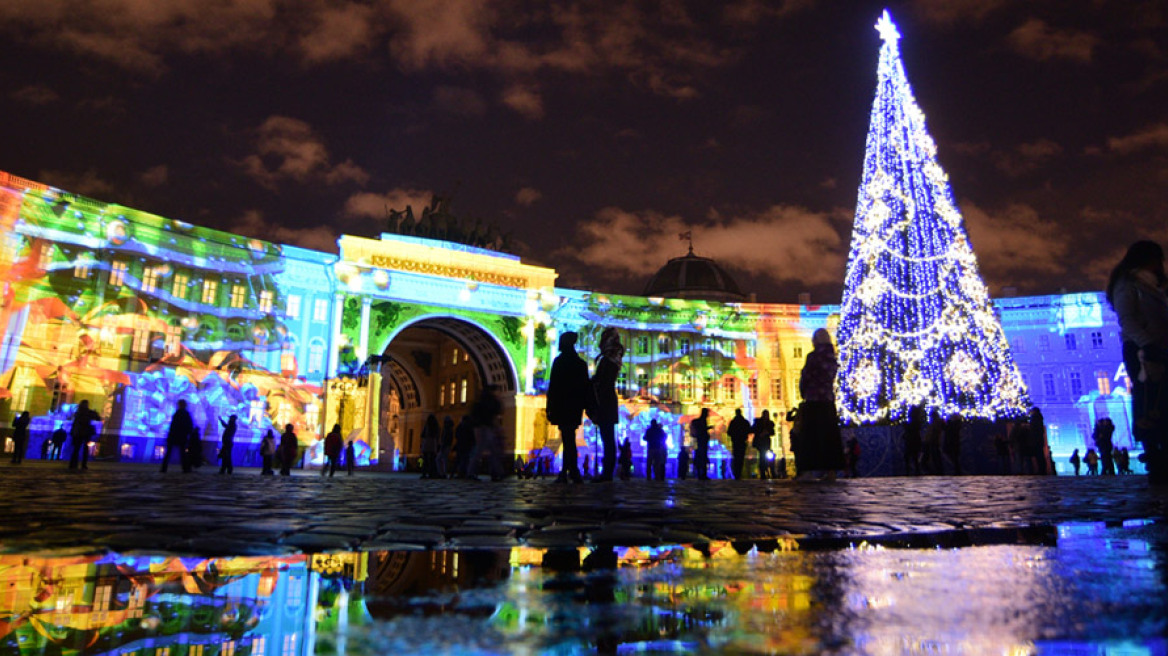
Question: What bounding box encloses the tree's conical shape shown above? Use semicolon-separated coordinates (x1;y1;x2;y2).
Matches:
835;11;1031;425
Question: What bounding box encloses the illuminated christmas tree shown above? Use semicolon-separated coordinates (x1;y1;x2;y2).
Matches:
835;11;1031;425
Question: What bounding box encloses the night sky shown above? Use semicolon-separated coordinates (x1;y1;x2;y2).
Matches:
1;1;1165;303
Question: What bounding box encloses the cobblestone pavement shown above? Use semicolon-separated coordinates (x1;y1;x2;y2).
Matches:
2;462;1165;556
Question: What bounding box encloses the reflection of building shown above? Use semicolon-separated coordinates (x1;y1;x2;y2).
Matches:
0;169;1135;470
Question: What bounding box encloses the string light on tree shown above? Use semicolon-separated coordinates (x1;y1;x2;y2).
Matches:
835;10;1031;425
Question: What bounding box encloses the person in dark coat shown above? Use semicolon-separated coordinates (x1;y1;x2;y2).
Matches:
727;408;752;480
323;423;344;477
188;427;206;469
643;419;667;481
752;410;775;479
587;328;624;482
618;438;633;480
677;445;690;480
68;400;102;471
1069;448;1082;475
943;415;962;475
547;331;590;483
690;408;711;480
346;439;357;475
260;429;277;475
218;415;238;474
11;411;30;464
469;387;504;480
1027;407;1047;475
903;404;925;475
279;424;298;475
438;416;455;478
161;400;192;473
1094;417;1116;475
50;426;66;460
453;414;476;478
797;329;845;480
420;413;440;479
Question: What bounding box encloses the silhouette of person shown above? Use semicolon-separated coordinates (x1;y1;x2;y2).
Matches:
643;419;667;481
752;410;775;479
346;439;357;475
798;329;845;480
469;386;504;480
587;328;624;482
161;400;192;473
68;400;102;471
903;404;925;475
50;426;66;460
727;408;752;480
187;427;205;469
1028;407;1048;475
323;423;343;477
420;413;440;479
690;408;711;480
618;437;633;480
260;429;277;475
677;445;690;480
11;411;30;464
547;331;590;484
1085;447;1099;475
280;424;298;475
218;415;238;474
453;414;476;478
438;415;455;477
1094;417;1116;475
1108;240;1168;486
1069;448;1082;475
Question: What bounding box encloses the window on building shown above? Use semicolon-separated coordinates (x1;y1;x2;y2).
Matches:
249;399;266;424
451;347;460;365
74;257;90;279
109;260;127;287
1038;334;1050;351
680;373;693;402
1012;337;1024;353
259;290;274;313
793;346;803;360
142;267;160;293
201;280;218;305
39;242;53;265
617;369;628;395
771;378;783;401
286;295;301;319
702;378;715;402
1065;333;1077;350
308;341;325;373
172;272;189;299
637;336;649;355
722;377;737;401
1096;371;1111;396
281;345;296;372
1091;331;1104;349
230;284;246;309
440;382;447;406
313;298;329;322
636;370;649;395
748;377;759;401
164;325;182;356
772;343;782;359
658;336;670;354
679;339;691;355
1069;371;1083;398
745;342;755;359
460;377;468;403
1042;372;1056;397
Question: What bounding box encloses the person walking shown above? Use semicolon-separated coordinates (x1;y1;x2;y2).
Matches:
420;414;440;479
1094;418;1116;476
279;424;298;476
11;411;30;464
547;331;590;484
469;386;504;481
1085;448;1100;475
643;419;667;481
346;439;357;475
322;423;343;477
752;410;775;479
797;329;845;480
452;414;476;478
690;408;711;480
68;400;102;471
160;400;193;473
218;415;238;474
260;429;277;475
1108;240;1168;485
587;328;624;482
727;408;752;480
1069;448;1082;475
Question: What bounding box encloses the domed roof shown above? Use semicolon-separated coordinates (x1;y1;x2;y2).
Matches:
642;249;747;302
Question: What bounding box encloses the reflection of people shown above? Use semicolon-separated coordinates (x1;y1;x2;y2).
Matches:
588;328;624;482
161;400;192;473
68;400;102;471
1108;240;1168;485
797;329;845;480
547;332;590;484
11;411;30;464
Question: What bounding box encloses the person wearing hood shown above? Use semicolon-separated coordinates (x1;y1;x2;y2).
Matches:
797;328;846;480
547;331;590;483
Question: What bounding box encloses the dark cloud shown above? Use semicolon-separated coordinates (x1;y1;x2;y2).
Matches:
1007;19;1098;62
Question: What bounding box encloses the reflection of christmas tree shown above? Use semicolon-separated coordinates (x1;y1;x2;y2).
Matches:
836;12;1031;425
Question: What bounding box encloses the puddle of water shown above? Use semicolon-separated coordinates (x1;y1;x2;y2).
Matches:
2;522;1166;655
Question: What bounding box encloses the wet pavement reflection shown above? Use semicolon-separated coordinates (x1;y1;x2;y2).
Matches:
3;521;1166;655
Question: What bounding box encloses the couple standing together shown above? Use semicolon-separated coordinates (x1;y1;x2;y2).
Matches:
546;328;624;483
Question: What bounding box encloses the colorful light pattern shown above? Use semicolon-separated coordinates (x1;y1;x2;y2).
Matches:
835;12;1032;425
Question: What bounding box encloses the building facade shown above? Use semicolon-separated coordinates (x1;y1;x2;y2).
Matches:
0;171;1137;472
